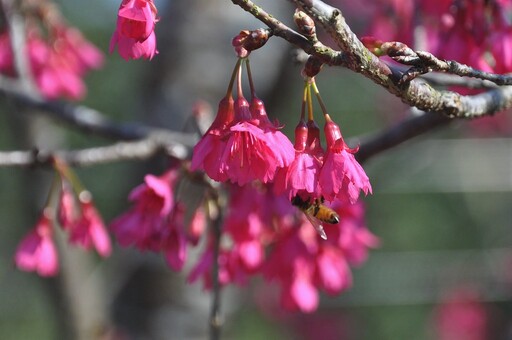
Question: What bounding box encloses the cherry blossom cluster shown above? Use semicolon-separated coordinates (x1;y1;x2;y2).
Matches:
110;0;159;61
186;37;374;310
0;1;103;100
110;167;205;271
14;159;111;276
365;0;512;74
12;9;378;312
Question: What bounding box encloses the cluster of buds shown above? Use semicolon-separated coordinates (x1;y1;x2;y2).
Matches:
110;0;159;61
0;1;103;100
14;159;111;277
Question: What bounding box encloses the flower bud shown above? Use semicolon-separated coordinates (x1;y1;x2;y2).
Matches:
232;29;270;58
323;115;343;148
302;55;323;78
294;119;308;151
294;9;316;39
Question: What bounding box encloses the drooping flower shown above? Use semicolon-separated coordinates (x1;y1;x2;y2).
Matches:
0;26;103;100
191;95;234;182
110;170;177;251
218;95;293;185
318;116;372;203
274;119;324;199
14;210;59;277
69;192;111;257
192;59;294;186
109;0;158;60
262;195;378;312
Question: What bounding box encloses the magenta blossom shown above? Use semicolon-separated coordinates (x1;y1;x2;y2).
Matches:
318;116;371;203
110;170;177;251
69;194;112;257
191;95;234;182
109;0;158;60
192;94;294;186
14;211;59;277
274;120;324;199
0;26;103;100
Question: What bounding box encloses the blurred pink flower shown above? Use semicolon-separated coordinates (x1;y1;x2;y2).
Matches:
110;170;176;251
0;26;103;100
263;197;377;312
109;0;158;60
433;288;489;340
162;204;188;271
14;211;59;277
57;182;77;229
70;196;112;257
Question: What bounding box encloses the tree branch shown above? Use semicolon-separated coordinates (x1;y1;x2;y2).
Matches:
0;136;190;167
230;0;348;66
231;0;512;119
355;112;451;164
379;42;512;86
289;0;512;118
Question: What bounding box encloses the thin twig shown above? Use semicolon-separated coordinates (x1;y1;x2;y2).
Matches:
233;0;512;119
0;136;191;167
379;42;512;85
355;112;451;164
230;0;348;66
209;202;223;340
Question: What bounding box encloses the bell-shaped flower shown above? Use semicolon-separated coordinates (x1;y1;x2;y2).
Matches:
14;211;59;277
274;119;324;199
318;116;372;203
69;193;112;257
109;0;158;60
110;170;177;251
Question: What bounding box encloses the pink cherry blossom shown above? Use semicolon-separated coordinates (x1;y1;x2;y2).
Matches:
110;170;176;251
192;94;294;186
318;117;372;203
274;120;324;199
221;96;294;185
191;95;234;182
0;27;103;100
69;194;112;257
14;211;59;277
109;0;158;60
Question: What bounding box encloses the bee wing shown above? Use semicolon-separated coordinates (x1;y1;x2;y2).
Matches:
304;213;328;240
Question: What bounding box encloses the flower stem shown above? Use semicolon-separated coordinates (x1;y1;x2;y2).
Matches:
245;58;257;99
311;80;329;117
306;82;314;122
301;81;308;121
226;58;243;98
53;157;86;195
236;59;244;98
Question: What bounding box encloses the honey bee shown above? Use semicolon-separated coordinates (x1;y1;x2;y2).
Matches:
291;195;340;240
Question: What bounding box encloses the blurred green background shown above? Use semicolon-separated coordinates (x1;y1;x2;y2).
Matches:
1;0;512;339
